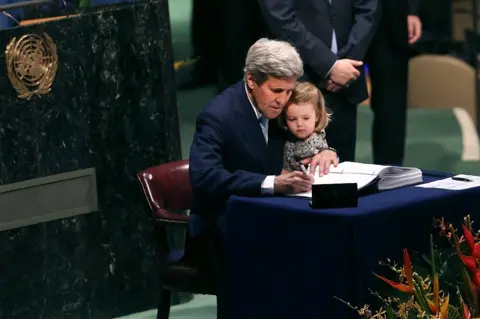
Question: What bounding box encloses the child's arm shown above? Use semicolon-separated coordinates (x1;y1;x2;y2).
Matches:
282;142;294;174
314;131;330;153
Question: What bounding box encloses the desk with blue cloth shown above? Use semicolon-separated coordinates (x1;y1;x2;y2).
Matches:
225;171;480;319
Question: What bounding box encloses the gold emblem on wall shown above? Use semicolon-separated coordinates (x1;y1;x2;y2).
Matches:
5;33;58;100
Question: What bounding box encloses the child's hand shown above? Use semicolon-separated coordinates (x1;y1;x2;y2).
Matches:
303;151;338;176
300;156;314;167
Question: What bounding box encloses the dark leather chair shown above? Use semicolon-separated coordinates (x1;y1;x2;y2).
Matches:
137;159;219;319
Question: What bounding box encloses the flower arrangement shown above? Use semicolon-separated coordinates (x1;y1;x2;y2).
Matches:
339;215;480;319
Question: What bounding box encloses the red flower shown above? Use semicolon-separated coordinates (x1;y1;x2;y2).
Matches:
462;301;471;319
375;249;414;295
456;225;480;300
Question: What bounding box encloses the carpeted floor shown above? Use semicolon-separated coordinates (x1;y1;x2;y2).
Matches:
116;0;480;318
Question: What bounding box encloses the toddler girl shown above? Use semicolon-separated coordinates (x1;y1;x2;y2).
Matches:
279;81;332;173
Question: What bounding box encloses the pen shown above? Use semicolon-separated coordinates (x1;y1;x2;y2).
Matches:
300;164;309;175
452;176;473;182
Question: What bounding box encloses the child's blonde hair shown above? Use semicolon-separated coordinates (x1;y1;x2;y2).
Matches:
279;81;332;133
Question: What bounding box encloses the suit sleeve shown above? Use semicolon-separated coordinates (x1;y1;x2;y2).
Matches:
257;0;338;79
336;0;379;61
189;111;267;198
408;0;421;15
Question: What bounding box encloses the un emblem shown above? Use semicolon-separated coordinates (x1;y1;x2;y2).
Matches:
5;33;58;100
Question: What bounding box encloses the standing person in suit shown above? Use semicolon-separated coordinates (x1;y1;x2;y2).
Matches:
217;0;268;91
366;0;422;165
257;0;379;162
178;0;222;89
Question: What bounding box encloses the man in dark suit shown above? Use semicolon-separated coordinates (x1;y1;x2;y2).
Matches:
257;0;379;162
366;0;422;165
189;38;339;240
188;41;338;317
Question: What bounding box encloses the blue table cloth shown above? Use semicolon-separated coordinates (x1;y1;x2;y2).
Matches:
225;171;480;319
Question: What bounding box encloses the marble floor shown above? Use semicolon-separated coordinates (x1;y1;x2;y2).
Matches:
115;0;480;317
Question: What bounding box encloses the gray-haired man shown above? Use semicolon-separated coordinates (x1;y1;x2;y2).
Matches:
187;38;338;318
189;38;338;238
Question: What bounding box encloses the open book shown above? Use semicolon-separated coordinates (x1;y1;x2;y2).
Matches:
290;161;423;198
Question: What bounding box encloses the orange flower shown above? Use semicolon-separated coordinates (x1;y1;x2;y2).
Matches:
375;249;414;295
439;295;449;319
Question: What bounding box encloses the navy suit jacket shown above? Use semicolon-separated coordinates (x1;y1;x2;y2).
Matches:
257;0;379;104
189;81;286;236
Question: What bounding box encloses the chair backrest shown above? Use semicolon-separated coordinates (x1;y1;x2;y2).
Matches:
136;159;191;221
408;54;476;125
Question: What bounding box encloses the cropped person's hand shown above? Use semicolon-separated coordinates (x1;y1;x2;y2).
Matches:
274;171;314;194
326;80;342;92
302;150;339;176
330;59;363;86
407;15;422;44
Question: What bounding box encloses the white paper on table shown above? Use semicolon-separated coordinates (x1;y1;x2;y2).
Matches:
416;174;480;190
288;163;380;198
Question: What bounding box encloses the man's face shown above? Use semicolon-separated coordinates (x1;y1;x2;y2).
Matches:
246;73;297;119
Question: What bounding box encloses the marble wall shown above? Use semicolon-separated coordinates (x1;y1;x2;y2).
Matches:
0;1;184;317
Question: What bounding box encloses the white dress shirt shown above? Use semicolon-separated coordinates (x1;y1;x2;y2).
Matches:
330;0;338;54
327;0;338;76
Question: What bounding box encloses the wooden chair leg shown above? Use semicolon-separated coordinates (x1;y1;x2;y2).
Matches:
156;288;171;319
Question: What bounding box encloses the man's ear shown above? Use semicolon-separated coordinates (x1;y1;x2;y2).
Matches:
245;72;256;90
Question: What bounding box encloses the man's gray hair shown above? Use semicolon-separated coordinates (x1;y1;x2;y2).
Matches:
244;38;304;84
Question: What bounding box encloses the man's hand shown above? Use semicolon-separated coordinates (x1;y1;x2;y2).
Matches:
274;171;314;194
326;79;342;92
407;15;422;44
302;150;339;176
330;59;363;86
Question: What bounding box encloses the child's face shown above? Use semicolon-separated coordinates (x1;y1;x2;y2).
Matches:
285;102;317;139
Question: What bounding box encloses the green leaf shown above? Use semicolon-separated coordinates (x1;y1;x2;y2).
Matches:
447;304;462;319
385;306;396;319
460;267;476;312
413;274;430;313
430;234;437;275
